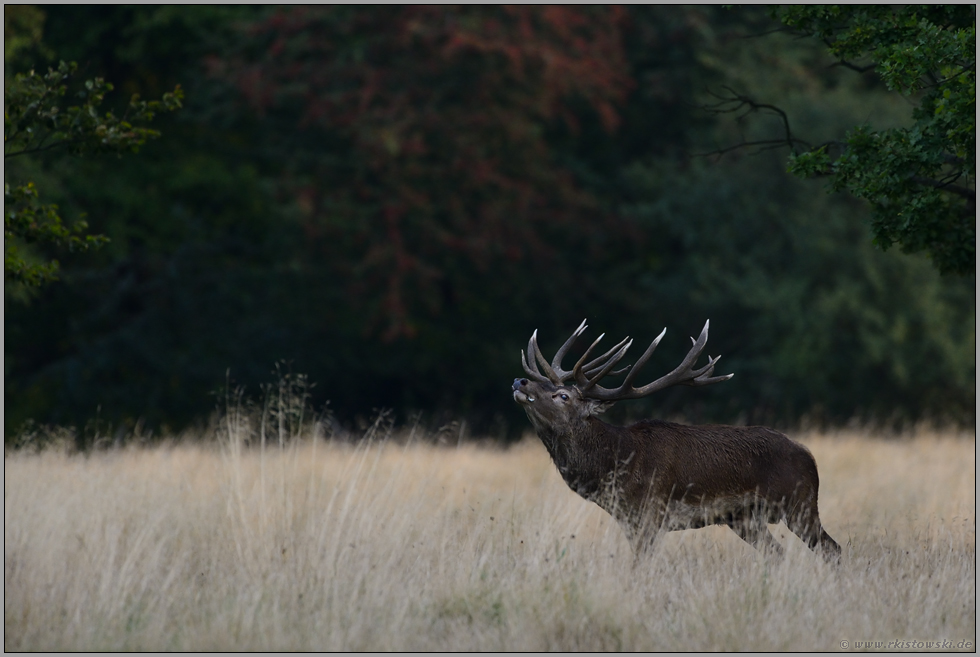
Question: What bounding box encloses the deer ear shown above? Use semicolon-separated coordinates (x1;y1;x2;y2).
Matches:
584;399;615;416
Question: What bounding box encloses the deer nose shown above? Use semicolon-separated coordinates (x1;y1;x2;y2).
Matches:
512;378;528;391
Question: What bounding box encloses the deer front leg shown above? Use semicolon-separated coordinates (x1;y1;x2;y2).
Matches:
619;507;667;564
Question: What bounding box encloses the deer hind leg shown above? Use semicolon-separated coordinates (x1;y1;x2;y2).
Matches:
785;505;841;563
727;513;784;559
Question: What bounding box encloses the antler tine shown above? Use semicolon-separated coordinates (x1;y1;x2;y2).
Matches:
571;334;635;385
683;353;735;386
546;319;592;382
569;332;605;386
584;320;734;401
527;321;589;385
550;319;588;375
574;335;634;388
524;330;556;383
584;363;631;379
521;345;551;384
580;335;632;374
625;321;709;396
615;326;667;390
578;339;633;393
529;329;562;384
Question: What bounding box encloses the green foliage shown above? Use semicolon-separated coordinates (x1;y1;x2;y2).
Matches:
4;5;51;67
4;181;107;286
3;59;183;287
4;61;183;159
776;5;975;275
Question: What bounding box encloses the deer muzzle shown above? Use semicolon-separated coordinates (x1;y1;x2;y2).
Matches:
512;378;535;403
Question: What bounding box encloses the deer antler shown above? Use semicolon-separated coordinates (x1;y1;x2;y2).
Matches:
580;320;733;400
521;320;631;385
523;319;732;399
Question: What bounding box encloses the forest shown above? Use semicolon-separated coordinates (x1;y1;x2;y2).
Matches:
4;5;975;444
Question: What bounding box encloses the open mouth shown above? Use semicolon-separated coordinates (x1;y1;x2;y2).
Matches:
513;390;535;404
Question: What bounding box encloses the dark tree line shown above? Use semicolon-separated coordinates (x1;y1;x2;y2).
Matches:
4;6;974;445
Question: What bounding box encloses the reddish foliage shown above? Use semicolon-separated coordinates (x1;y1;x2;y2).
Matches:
227;6;633;339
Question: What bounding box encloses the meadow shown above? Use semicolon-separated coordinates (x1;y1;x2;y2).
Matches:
4;418;976;651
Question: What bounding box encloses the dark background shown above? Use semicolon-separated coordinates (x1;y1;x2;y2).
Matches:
4;6;975;443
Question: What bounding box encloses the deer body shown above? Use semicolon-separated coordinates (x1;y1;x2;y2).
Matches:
513;320;840;561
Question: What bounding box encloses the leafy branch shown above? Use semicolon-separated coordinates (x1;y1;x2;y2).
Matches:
4;61;183;289
705;5;975;276
3;182;108;287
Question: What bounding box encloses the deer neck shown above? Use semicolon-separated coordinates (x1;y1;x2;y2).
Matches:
533;415;637;503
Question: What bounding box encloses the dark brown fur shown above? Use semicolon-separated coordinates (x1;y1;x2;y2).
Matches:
513;378;840;560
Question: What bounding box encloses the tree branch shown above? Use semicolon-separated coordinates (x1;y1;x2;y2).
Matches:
692;138;809;159
696;88;812;158
736;26;796;39
830;59;875;73
910;175;976;200
4;138;77;160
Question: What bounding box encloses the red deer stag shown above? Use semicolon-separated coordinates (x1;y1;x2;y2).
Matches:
512;319;840;561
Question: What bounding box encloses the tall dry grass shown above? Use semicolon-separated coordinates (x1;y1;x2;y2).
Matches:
4;421;976;651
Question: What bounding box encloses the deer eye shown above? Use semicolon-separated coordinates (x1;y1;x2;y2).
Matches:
559;393;569;401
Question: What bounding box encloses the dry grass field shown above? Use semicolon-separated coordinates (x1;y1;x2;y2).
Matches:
4;420;976;651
